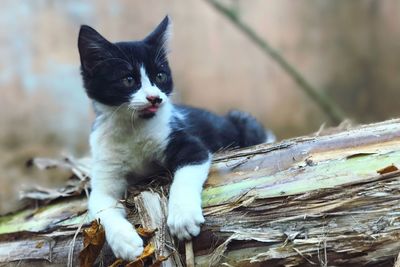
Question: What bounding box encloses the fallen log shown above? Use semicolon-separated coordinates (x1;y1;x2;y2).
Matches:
1;119;400;266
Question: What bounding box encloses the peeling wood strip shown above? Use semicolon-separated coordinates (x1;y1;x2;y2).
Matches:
134;191;183;267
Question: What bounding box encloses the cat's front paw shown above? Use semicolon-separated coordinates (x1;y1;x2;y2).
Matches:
105;220;144;261
167;195;205;240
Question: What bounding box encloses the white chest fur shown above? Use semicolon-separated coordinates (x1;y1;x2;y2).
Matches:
90;102;173;178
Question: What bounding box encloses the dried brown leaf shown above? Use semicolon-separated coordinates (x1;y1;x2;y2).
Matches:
125;243;155;267
125;260;144;267
79;220;105;267
150;256;168;267
149;252;175;267
136;227;156;238
108;259;124;267
377;164;398;175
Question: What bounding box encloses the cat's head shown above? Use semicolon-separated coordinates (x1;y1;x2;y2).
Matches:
78;16;173;119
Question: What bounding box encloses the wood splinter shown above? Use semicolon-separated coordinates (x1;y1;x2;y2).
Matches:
185;241;195;267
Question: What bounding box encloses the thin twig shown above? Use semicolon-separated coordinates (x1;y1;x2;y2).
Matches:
185;241;195;267
67;213;88;267
204;0;346;124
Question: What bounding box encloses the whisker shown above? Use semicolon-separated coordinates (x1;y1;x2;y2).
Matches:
130;103;147;106
130;108;137;132
109;103;128;121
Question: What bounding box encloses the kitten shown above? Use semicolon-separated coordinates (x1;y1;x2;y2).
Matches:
78;16;274;260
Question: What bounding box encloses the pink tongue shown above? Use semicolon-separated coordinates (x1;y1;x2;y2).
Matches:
146;106;158;113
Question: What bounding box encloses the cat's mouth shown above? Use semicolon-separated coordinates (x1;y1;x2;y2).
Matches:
138;104;160;118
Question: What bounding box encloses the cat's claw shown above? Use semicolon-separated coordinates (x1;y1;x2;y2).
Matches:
105;220;144;261
167;196;204;240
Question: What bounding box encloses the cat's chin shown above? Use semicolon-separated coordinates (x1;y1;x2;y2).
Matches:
139;112;156;119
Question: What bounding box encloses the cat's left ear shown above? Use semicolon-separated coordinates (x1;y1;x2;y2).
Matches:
144;16;172;55
78;25;120;74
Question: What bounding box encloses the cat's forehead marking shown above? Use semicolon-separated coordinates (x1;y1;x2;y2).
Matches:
140;65;153;87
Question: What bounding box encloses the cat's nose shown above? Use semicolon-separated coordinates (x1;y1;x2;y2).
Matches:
146;95;162;105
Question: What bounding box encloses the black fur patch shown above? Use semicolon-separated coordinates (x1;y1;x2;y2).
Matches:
165;105;266;172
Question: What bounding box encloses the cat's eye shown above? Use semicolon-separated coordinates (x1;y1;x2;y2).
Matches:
155;72;168;84
122;76;135;87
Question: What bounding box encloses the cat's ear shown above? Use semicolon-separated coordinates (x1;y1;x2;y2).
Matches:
144;16;172;56
78;25;117;73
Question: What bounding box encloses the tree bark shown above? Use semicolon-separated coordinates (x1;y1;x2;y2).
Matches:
1;119;400;266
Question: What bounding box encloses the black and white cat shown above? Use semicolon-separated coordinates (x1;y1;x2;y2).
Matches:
78;16;273;260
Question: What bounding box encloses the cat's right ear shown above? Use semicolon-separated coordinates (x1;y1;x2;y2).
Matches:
78;25;115;74
144;16;172;58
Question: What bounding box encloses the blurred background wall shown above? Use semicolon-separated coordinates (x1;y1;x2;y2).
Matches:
1;0;400;213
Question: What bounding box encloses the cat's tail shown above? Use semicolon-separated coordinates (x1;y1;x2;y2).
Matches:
226;110;276;148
